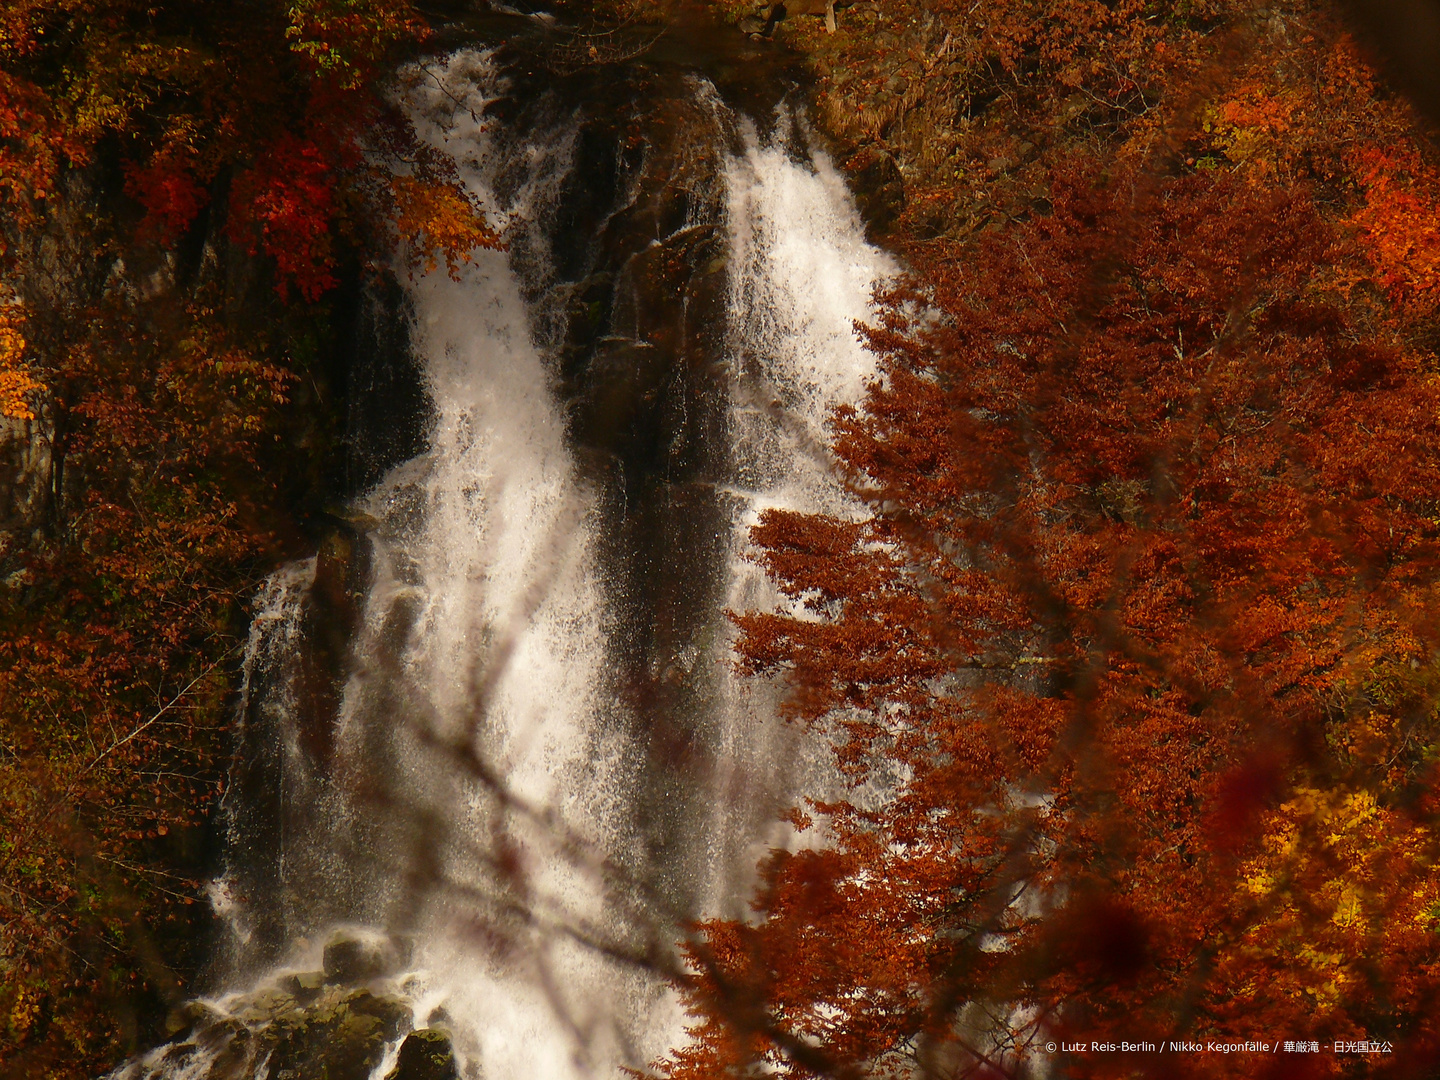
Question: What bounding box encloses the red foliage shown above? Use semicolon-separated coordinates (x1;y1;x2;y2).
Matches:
228;133;344;302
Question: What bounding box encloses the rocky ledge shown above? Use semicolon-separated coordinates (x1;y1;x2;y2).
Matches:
114;934;463;1080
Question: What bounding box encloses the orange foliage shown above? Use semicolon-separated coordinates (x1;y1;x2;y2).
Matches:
0;70;85;237
0;299;38;419
1348;144;1440;312
390;172;506;278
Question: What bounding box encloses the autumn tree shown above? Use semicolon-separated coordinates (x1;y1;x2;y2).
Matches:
640;0;1440;1074
658;161;1440;1080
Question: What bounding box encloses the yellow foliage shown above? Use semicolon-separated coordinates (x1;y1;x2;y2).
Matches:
1201;88;1302;171
6;986;41;1039
1229;780;1440;1019
63;35;212;143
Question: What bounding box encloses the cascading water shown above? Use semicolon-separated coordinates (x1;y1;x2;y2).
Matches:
703;126;899;906
114;38;892;1080
204;558;318;959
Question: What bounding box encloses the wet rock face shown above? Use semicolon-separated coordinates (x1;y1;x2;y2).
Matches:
541;90;736;747
0;411;51;550
221;548;379;971
334;272;432;498
0;407;51;603
846;147;906;233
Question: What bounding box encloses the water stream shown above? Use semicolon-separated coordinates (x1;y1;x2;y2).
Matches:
115;39;892;1080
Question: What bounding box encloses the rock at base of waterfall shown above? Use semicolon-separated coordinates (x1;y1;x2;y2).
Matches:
164;998;226;1037
140;982;414;1080
385;1028;460;1080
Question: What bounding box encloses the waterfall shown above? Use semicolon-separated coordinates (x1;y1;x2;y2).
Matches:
701;128;898;911
206;558;318;961
115;46;892;1080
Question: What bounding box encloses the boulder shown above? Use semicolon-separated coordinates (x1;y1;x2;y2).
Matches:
251;989;410;1080
138;980;417;1080
265;1007;387;1080
386;1028;460;1080
340;988;413;1040
323;932;390;984
235;986;298;1024
164;998;225;1038
201;1022;259;1080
